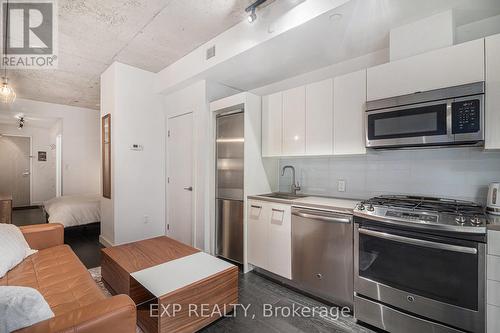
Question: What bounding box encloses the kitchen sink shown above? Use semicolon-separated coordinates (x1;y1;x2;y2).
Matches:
260;192;309;200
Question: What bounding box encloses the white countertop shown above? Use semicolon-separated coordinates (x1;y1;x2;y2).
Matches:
130;252;235;298
248;194;361;213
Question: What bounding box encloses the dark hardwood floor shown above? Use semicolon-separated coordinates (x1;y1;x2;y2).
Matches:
12;208;377;333
12;207;103;268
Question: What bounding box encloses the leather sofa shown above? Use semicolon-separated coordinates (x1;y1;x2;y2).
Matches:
0;223;137;333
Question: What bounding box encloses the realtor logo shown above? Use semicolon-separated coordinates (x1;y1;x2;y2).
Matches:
1;0;58;68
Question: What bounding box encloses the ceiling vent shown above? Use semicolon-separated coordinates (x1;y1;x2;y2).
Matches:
206;45;216;60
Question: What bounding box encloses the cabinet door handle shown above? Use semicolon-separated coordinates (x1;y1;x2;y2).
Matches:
251;205;262;209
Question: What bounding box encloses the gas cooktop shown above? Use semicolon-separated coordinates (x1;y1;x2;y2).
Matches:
353;195;487;234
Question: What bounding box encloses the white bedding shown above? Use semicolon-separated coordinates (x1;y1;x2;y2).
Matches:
43;195;100;228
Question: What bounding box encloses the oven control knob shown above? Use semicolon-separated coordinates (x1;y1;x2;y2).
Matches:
470;216;481;225
455;215;466;224
367;204;375;212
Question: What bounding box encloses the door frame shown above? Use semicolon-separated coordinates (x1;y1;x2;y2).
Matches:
165;111;196;247
1;134;33;206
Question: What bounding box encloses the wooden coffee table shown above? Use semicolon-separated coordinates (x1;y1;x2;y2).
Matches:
101;236;239;333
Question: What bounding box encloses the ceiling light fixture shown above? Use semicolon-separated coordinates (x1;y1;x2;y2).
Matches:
17;117;24;130
247;7;257;23
1;0;15;104
245;0;268;23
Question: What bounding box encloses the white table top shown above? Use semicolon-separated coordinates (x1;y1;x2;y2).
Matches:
130;252;235;298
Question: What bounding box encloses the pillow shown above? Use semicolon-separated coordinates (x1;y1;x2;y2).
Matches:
0;224;37;278
0;286;54;332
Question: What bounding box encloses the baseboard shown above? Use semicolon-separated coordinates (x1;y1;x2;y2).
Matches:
99;235;114;248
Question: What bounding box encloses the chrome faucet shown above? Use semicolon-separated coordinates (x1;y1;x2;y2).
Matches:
282;165;301;195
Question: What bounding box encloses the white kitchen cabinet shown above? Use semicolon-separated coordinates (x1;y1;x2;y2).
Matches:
367;38;485;101
247;199;292;279
282;86;306;155
485;33;500;150
262;92;283;156
267;203;292;279
488;229;500;333
247;200;269;269
305;79;333;155
333;69;367;155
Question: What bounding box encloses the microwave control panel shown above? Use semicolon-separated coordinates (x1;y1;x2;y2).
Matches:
452;99;480;134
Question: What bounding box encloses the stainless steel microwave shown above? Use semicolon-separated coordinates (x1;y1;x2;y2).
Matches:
365;82;485;149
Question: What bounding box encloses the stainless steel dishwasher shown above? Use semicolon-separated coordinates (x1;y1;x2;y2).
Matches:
292;206;353;308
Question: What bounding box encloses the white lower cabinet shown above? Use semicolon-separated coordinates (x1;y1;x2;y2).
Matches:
247;200;292;279
488;230;500;333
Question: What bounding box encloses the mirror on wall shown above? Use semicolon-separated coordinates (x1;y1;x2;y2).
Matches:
102;114;111;199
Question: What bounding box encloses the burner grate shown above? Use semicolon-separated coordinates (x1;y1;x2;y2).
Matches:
363;195;485;216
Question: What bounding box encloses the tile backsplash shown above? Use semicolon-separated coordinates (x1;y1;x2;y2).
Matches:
278;147;500;204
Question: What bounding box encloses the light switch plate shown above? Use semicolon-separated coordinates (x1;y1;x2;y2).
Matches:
338;179;346;192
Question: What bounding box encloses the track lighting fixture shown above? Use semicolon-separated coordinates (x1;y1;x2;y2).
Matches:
245;0;268;23
247;7;257;23
17;117;24;130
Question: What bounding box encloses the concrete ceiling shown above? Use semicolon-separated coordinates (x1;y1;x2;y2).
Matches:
8;0;254;109
5;0;500;110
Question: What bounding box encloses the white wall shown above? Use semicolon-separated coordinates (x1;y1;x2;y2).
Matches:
0;99;100;198
100;62;165;246
0;124;56;204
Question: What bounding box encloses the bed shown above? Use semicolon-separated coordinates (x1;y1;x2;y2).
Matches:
43;194;101;228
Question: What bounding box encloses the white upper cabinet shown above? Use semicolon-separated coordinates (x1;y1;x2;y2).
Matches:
367;39;485;101
305;79;333;155
333;69;367;155
486;33;500;150
282;86;306;155
262;92;283;156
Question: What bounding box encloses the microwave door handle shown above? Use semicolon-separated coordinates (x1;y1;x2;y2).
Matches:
358;228;477;255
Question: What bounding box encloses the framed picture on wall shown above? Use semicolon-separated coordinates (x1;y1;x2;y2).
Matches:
102;114;111;199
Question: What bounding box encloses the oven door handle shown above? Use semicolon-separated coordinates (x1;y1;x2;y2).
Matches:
358;228;477;254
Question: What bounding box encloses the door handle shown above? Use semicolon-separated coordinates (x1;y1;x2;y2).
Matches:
292;211;351;224
358;228;477;254
183;186;193;191
22;172;30;176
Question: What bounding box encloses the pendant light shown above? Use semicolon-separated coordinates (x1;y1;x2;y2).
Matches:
1;0;15;104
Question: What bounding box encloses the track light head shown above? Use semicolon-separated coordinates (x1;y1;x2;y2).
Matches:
247;7;257;23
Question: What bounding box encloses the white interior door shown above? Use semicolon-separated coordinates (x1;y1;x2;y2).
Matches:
0;135;31;207
167;112;193;246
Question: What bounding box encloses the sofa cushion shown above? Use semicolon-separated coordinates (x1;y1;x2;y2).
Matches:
0;224;37;278
0;245;105;316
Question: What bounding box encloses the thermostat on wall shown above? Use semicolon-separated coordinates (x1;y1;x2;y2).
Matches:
130;144;143;151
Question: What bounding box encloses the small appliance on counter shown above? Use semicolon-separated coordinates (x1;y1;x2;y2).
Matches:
487;182;500;215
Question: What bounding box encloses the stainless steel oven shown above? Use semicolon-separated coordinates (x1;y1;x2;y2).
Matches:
354;220;486;333
365;82;484;149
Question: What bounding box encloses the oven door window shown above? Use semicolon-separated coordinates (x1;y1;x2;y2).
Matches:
367;104;447;140
358;229;478;310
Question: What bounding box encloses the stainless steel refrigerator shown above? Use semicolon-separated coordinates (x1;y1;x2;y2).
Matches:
216;111;244;264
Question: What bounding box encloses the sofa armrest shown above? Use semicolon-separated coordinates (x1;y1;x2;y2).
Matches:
20;223;64;250
16;295;137;333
